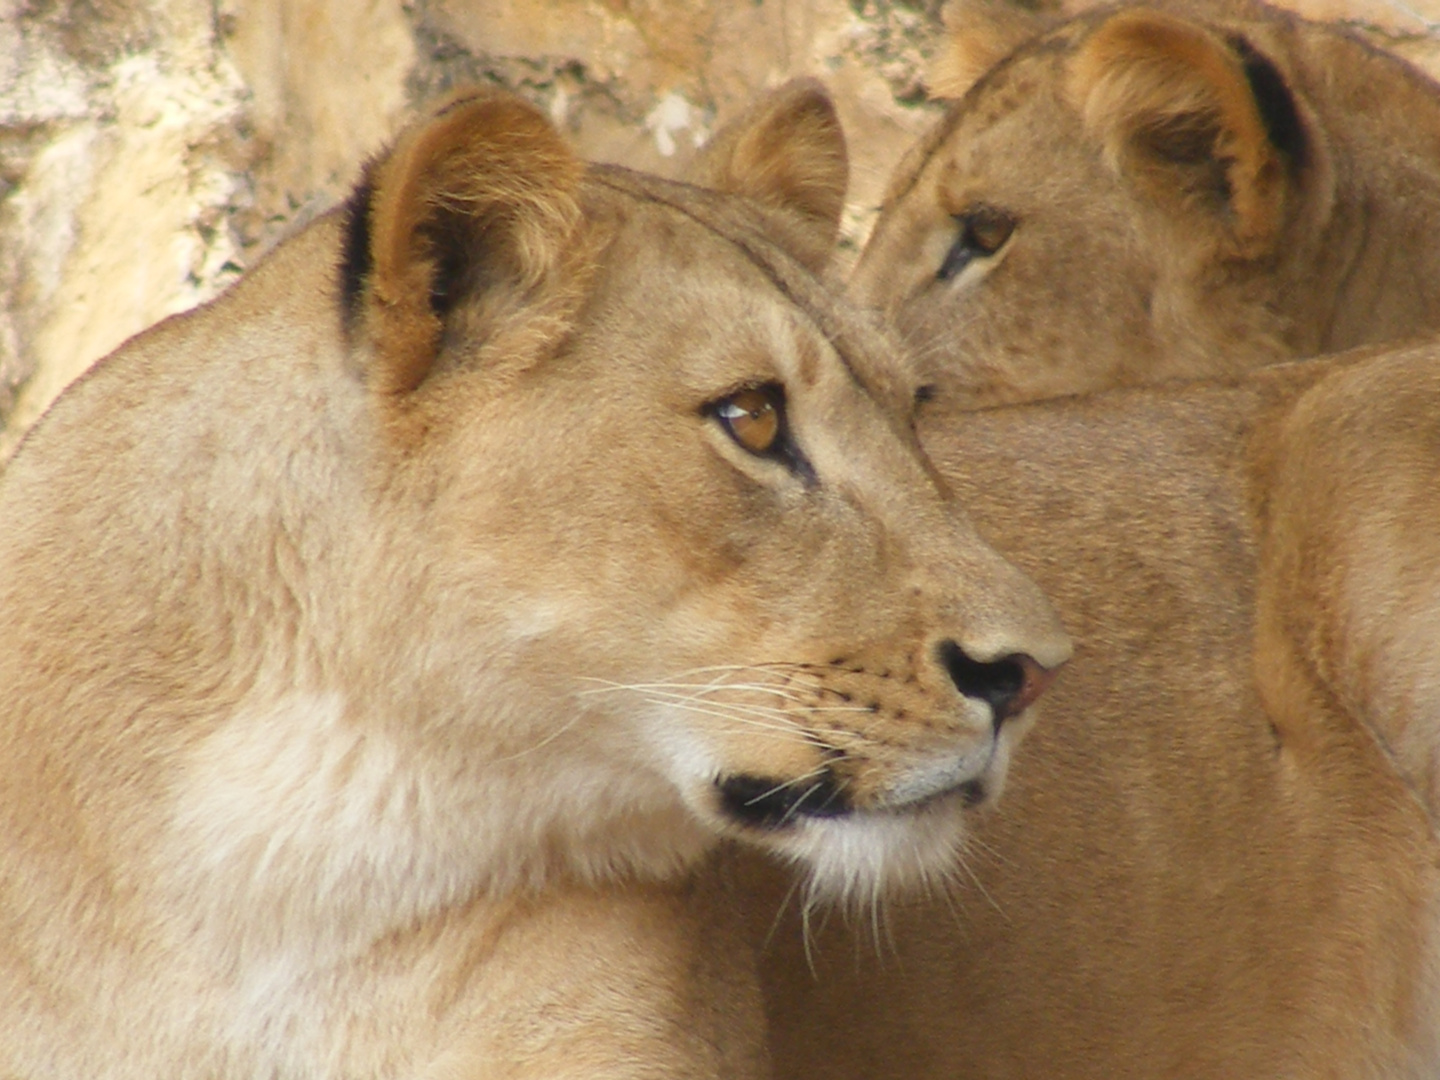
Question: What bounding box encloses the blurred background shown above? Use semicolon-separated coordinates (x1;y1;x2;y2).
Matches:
2;0;1437;457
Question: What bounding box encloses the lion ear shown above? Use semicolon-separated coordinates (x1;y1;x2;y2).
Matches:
928;0;1050;99
686;78;848;272
1068;9;1306;258
341;91;585;397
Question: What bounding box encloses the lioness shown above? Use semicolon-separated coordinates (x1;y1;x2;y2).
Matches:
852;0;1440;405
0;86;1071;1077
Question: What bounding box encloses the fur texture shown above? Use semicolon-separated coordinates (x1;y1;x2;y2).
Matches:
751;346;1440;1079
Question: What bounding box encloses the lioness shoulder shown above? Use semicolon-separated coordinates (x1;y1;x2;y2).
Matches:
0;85;1068;1077
853;0;1440;405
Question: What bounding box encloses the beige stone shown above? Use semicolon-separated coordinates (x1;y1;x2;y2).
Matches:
3;0;1436;454
0;0;250;460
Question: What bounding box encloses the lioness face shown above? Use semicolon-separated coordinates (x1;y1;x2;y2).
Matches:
852;7;1310;406
398;165;1069;902
0;92;1069;972
851;43;1161;408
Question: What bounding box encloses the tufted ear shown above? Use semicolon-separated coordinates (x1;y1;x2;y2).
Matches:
1067;8;1306;259
928;0;1050;100
686;78;848;273
340;90;585;397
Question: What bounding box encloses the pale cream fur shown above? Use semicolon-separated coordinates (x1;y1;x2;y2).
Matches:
853;0;1440;406
0;86;1070;1078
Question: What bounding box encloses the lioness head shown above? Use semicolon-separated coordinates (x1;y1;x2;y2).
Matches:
852;0;1440;406
0;84;1068;937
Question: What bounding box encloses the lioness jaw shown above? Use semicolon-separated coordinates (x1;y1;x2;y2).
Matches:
0;85;1067;1075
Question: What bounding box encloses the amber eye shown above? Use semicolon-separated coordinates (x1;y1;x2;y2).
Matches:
966;206;1015;254
713;385;784;455
938;205;1015;281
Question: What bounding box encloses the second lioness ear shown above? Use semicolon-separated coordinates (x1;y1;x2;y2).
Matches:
1068;8;1307;258
687;78;848;272
341;90;585;398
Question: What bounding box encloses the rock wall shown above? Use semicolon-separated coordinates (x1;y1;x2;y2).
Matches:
2;0;1438;457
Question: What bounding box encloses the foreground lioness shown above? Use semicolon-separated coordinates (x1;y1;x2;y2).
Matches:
0;87;1071;1077
853;0;1440;405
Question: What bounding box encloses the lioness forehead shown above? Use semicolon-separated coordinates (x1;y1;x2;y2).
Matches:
882;27;1084;209
588;165;920;418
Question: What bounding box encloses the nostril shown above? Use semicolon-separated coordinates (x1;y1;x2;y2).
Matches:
936;640;1055;727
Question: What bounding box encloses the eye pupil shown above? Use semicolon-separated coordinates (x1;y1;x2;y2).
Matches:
967;208;1014;255
938;205;1015;281
716;387;782;454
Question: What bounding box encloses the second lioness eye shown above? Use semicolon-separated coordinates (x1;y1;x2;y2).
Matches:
938;206;1016;281
713;385;784;455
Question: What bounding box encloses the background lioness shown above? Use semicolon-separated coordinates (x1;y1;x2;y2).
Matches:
752;346;1440;1078
854;0;1440;405
741;10;1440;1077
0;85;1069;1077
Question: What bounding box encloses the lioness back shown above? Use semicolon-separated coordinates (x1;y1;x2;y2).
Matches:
853;0;1440;405
0;87;1069;1077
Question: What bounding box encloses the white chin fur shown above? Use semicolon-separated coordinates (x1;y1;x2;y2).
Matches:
770;797;972;909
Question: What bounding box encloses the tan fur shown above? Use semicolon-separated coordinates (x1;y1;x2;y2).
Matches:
925;0;1051;101
736;24;1440;1076
0;88;1071;1077
853;0;1440;406
687;78;849;275
1069;8;1289;257
1255;348;1440;818
750;346;1440;1079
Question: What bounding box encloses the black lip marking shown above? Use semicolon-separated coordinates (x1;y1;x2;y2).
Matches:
718;771;850;828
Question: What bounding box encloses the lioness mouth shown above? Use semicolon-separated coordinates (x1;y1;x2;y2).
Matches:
718;772;850;828
717;771;989;827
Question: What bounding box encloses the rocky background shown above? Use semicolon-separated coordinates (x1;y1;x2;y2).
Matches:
3;0;1439;457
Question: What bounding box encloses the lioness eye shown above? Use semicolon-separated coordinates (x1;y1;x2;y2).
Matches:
713;385;783;455
938;206;1015;281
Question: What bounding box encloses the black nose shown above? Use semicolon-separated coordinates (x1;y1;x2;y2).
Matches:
936;640;1052;728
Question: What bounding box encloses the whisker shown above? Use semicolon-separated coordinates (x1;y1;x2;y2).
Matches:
935;866;969;936
950;843;1007;923
638;686;812;713
777;780;827;828
764;872;805;953
487;710;585;764
640;699;815;741
580;680;872;720
963;831;1013;871
800;892;817;976
581;679;830;711
869;888;885;961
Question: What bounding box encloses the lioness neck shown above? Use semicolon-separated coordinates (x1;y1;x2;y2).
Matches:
0;219;711;995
